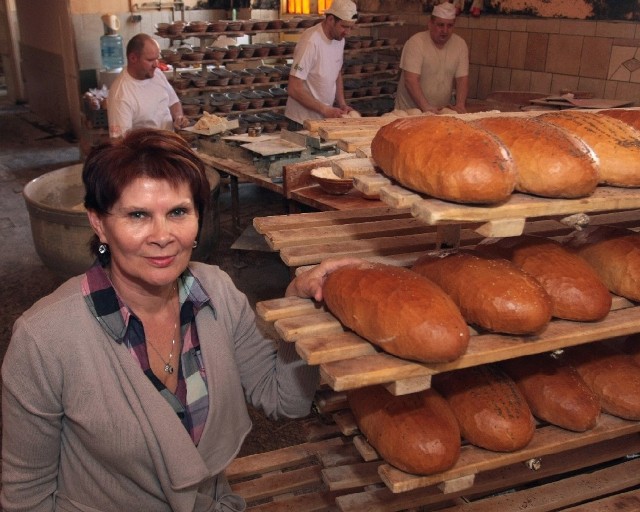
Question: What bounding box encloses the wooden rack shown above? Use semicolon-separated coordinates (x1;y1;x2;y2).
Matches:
227;391;640;511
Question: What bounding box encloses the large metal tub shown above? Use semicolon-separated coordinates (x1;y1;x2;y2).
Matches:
23;163;220;279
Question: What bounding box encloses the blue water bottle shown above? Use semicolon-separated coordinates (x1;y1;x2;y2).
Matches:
100;33;124;70
100;14;124;70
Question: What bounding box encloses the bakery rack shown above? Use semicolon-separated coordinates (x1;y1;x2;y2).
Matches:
249;164;640;508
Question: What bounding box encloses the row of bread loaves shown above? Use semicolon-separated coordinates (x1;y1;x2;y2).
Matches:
348;339;640;476
371;110;640;204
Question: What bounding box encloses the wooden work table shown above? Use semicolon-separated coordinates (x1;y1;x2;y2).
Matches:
198;148;385;231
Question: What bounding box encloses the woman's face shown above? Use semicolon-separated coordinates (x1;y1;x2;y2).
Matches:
88;177;199;293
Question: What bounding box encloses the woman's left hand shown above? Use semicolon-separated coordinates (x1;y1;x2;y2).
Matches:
285;257;364;302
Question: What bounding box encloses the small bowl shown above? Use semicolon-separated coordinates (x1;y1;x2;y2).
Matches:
252;20;269;30
208;21;228;32
311;167;354;195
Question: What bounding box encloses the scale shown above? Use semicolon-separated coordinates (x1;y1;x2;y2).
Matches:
239;130;340;180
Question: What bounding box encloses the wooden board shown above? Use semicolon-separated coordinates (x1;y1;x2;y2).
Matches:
253;207;640;268
398;187;640;226
256;295;640;394
221;133;281;144
530;96;634;109
241;138;306;157
378;414;640;494
222;393;640;511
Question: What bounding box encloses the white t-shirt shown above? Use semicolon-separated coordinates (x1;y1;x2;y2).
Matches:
108;67;179;138
395;32;469;111
284;23;345;124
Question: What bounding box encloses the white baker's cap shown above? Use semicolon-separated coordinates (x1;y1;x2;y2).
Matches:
325;0;358;21
432;2;457;19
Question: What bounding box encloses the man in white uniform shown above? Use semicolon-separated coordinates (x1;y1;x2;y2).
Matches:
395;2;469;113
284;0;358;129
108;34;189;139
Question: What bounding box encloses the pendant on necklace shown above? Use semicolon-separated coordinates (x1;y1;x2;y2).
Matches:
164;363;174;374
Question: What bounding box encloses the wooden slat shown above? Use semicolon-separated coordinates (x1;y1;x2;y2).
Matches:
408;187;640;225
319;127;382;140
322;460;383;491
248;490;346;512
226;437;345;480
274;311;345;341
296;331;377;365
232;465;323;501
436;459;640;511
256;296;324;322
379;414;640;493
334;434;640;511
320;304;640;391
253;206;412;233
261;218;436;250
561;489;640;512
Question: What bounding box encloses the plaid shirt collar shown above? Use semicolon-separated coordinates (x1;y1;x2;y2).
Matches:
81;261;215;346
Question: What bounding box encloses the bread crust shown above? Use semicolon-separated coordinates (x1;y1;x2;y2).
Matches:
564;226;640;301
481;236;612;321
411;251;552;334
323;262;470;363
539;111;640;187
348;385;461;475
432;365;536;452
598;108;640;131
371;116;516;204
472;116;598;198
565;342;640;420
500;353;601;432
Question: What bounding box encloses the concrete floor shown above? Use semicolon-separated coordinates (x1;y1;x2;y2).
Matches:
0;104;310;457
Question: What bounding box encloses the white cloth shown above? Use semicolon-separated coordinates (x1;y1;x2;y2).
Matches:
284;23;345;124
395;32;468;111
108;67;179;138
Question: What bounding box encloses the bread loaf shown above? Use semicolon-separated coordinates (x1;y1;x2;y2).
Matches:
564;342;640;420
471;116;598;198
480;236;612;321
432;365;536;452
371;116;516;204
564;226;640;301
598;108;640;131
538;111;640;187
411;250;552;334
348;385;461;475
323;262;469;362
500;353;600;432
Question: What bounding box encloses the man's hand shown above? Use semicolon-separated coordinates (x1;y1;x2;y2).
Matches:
173;115;189;130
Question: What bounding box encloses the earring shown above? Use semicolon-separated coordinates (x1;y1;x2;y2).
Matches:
192;240;199;249
98;243;108;254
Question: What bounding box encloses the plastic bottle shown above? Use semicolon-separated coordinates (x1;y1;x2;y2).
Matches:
100;33;124;70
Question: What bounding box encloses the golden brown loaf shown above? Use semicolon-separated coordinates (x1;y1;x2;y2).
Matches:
471;116;598;198
564;342;640;420
411;250;552;334
323;262;470;363
538;111;640;187
564;226;640;301
481;236;612;321
432;365;536;452
348;385;461;475
598;108;640;131
371;116;517;204
500;353;601;432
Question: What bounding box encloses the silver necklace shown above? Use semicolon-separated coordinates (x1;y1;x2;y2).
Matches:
147;322;178;374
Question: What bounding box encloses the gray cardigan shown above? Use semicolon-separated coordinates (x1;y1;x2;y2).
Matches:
2;262;319;511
